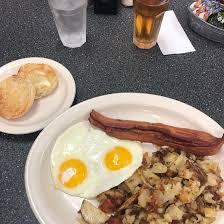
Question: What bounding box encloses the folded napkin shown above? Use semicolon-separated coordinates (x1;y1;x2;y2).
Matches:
157;10;196;55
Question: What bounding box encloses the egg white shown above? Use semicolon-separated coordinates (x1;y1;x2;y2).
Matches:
51;121;143;198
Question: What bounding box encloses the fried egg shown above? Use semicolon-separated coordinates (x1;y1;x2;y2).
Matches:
51;121;143;198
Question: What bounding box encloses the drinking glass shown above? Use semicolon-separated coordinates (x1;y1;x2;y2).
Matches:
133;0;169;49
48;0;88;48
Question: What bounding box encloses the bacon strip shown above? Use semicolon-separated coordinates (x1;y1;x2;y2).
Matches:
89;110;224;156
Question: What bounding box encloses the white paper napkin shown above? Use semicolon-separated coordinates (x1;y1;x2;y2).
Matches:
157;10;196;55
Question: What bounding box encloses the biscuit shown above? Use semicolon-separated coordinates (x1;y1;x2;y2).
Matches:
0;75;36;119
18;63;58;99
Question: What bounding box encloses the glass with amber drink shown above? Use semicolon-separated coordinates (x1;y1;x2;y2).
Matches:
133;0;169;49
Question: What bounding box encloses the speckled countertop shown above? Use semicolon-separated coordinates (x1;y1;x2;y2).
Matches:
0;0;224;223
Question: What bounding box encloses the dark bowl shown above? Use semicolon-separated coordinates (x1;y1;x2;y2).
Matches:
188;7;224;44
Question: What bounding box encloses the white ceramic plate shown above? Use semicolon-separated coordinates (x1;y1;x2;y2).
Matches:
0;57;76;134
25;93;224;224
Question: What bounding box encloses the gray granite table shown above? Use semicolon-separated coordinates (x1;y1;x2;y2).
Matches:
0;0;224;223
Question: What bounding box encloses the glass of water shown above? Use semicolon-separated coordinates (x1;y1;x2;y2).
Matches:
48;0;88;48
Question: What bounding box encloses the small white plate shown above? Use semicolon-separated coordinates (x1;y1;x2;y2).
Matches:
0;57;76;134
25;93;224;224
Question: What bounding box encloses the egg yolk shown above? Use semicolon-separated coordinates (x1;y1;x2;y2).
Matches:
104;146;132;171
58;159;87;189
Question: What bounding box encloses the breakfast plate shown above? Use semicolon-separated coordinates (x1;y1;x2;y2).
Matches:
0;57;76;134
25;93;224;224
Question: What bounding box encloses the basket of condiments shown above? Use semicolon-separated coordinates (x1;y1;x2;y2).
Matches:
188;0;224;44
